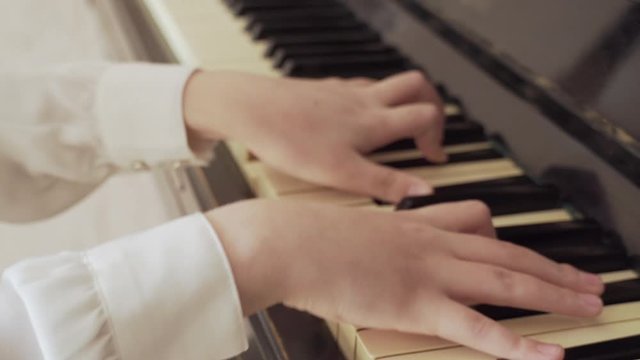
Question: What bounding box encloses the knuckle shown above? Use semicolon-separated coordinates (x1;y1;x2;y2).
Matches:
466;312;495;340
410;105;437;124
493;268;520;297
401;222;441;250
372;168;406;201
463;200;493;220
498;241;526;261
558;263;580;283
546;286;577;311
374;167;397;189
505;336;530;360
374;111;395;130
560;287;580;307
399;221;428;238
326;158;359;186
324;153;350;173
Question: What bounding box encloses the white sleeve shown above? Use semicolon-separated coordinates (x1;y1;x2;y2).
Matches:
0;213;248;360
0;63;215;223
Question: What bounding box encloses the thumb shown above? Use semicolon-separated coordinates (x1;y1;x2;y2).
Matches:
332;152;433;203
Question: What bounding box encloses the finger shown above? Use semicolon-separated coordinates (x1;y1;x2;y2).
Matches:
442;231;605;295
331;152;433;203
440;259;603;318
371;70;440;106
429;300;564;360
370;71;447;162
399;200;496;238
375;103;447;162
370;104;446;163
414;119;447;163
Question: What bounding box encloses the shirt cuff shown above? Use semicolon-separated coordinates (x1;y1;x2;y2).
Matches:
95;63;215;168
4;213;248;360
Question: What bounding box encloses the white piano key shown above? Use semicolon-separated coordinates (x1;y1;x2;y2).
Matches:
354;271;639;360
444;103;462;117
338;323;359;360
492;209;574;228
388;318;640;360
368;142;493;163
358;205;575;231
255;158;523;195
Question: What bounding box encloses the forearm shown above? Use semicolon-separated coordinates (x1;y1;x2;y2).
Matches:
0;63;212;222
0;213;247;360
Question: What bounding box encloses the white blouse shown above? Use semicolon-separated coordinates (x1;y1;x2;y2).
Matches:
0;0;247;359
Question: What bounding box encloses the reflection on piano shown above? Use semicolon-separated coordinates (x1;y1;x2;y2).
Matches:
126;0;640;358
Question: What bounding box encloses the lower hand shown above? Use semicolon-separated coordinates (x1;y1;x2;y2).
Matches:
206;199;604;360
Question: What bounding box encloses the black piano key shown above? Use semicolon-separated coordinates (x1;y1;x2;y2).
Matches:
476;278;640;321
252;19;367;39
382;148;502;169
385;175;535;205
272;42;393;60
497;222;629;273
396;183;560;216
537;245;629;273
246;7;354;29
265;30;381;57
373;121;487;153
246;12;359;33
335;67;413;80
601;278;640;304
233;1;339;15
497;221;611;248
433;176;535;191
272;43;398;67
387;176;534;206
444;98;466;121
497;222;627;269
441;121;488;144
498;221;602;244
564;335;640;360
435;83;451;101
283;66;411;80
282;53;408;77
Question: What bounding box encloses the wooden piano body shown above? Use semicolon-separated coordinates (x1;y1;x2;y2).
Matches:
118;0;640;358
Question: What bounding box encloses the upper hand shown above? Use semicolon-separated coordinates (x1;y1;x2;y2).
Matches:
184;70;445;203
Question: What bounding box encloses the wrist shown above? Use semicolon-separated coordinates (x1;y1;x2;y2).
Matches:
204;204;289;316
183;70;227;142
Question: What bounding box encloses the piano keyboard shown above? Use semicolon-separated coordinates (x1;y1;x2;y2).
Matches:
137;0;640;358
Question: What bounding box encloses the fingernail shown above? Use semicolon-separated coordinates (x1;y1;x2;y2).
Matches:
581;272;604;289
580;294;603;311
407;184;432;197
536;343;563;358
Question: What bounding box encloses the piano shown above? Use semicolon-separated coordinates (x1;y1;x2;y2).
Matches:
118;0;640;358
